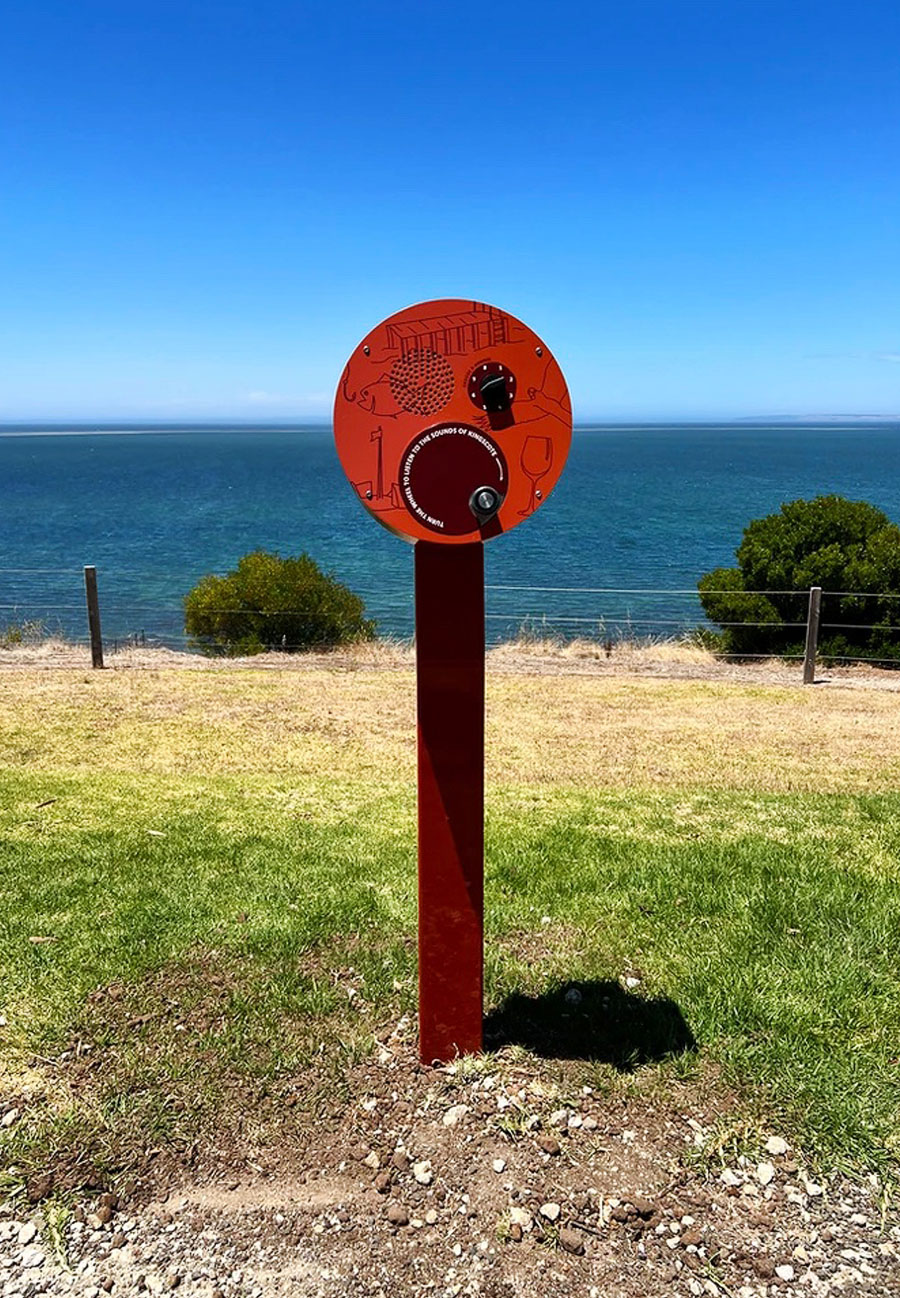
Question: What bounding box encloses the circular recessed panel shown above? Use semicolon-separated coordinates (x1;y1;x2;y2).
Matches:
334;298;572;544
467;360;516;412
401;423;507;535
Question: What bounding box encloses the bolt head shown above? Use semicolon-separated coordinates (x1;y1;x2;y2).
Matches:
475;490;497;513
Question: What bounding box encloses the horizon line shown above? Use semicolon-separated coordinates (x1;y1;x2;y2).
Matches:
2;412;900;429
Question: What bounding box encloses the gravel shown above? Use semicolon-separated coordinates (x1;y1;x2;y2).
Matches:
2;1043;898;1297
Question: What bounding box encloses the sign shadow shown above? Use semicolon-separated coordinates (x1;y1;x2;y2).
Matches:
483;980;696;1072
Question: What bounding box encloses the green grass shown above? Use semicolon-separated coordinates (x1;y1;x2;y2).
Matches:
2;764;899;1185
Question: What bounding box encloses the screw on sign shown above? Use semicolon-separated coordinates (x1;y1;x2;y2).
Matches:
334;299;572;1063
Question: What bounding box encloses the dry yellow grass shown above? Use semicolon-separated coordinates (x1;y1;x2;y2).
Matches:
1;659;899;794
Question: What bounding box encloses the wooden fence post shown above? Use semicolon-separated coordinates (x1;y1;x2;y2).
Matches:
803;586;821;684
83;565;104;669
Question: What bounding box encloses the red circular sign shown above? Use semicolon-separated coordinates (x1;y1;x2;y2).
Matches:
333;299;572;544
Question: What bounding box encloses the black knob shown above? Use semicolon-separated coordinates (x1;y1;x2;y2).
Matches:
469;485;502;522
480;372;511;413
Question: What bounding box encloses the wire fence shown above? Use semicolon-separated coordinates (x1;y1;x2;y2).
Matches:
2;566;900;671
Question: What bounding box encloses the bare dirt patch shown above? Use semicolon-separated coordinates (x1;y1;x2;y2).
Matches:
4;1029;898;1297
3;959;898;1297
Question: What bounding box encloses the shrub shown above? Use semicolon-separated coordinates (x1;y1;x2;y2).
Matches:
698;495;900;662
184;551;376;656
0;620;46;649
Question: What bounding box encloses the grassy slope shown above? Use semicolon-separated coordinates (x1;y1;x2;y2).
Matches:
1;666;898;1181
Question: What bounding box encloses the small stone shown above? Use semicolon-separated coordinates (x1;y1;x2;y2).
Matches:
765;1136;789;1156
632;1198;656;1219
111;1232;126;1249
163;1272;181;1291
756;1162;776;1186
391;1151;410;1173
425;1209;438;1225
20;1245;46;1269
363;1151;381;1170
374;1171;392;1194
582;1116;598;1131
349;1145;369;1162
492;1158;506;1173
753;1257;775;1279
560;1227;585;1255
537;1135;560;1156
412;1160;433;1185
550;1109;568;1127
539;1202;561;1222
18;1222;38;1245
610;1206;631;1224
443;1104;470;1127
681;1228;702;1247
508;1222;523;1242
775;1264;795;1281
803;1179;824;1197
2;1107;20;1126
387;1204;409;1227
509;1206;533;1232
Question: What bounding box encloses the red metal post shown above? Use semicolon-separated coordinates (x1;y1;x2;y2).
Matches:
415;540;485;1063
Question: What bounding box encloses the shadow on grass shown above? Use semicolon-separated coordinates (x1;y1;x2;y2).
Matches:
484;980;697;1071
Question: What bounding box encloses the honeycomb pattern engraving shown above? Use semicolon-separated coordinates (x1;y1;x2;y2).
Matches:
390;349;454;416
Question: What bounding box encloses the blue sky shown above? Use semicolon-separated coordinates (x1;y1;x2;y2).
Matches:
1;0;899;420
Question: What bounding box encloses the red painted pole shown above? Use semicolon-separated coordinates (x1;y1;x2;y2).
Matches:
415;540;485;1064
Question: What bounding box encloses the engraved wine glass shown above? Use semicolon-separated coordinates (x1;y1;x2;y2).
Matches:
518;436;553;515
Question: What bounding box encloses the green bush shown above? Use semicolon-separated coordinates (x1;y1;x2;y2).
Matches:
698;495;900;662
184;551;376;656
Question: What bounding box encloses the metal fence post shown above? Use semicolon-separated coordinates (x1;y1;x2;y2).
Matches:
803;586;821;684
83;565;104;669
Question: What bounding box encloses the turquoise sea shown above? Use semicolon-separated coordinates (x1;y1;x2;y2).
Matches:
2;423;900;648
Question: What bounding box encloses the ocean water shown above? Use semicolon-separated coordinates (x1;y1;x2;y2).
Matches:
2;423;900;648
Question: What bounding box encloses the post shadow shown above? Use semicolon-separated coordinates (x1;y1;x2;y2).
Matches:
483;980;696;1072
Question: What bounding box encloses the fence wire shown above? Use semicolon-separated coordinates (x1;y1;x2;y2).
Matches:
3;568;900;667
